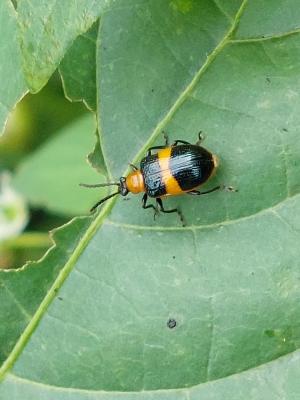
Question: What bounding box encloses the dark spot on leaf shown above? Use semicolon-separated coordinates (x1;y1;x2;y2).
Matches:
151;88;154;92
264;329;275;337
167;318;177;329
282;128;288;132
266;77;271;83
58;297;63;301
172;255;176;259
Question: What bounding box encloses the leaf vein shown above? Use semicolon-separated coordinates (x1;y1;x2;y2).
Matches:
105;191;300;232
0;281;32;321
230;28;300;43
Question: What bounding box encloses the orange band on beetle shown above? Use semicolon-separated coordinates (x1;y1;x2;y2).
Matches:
158;148;183;195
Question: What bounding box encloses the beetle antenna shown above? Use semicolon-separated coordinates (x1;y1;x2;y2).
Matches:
79;182;119;188
90;191;120;213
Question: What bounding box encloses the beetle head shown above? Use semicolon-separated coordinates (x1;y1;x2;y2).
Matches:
119;177;129;196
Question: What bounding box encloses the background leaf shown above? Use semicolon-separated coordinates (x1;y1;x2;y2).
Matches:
59;21;98;111
17;0;114;92
1;0;300;398
12;114;107;215
0;0;27;135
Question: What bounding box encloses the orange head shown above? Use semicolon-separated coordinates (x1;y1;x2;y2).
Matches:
124;170;145;194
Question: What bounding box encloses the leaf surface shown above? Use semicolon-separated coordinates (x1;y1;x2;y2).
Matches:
0;0;27;134
0;216;92;366
17;0;113;92
1;0;300;398
59;21;98;111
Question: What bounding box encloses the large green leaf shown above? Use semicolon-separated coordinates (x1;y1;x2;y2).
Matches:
0;216;92;366
1;0;300;398
12;114;106;216
59;21;98;111
0;350;300;399
17;0;112;92
0;0;27;135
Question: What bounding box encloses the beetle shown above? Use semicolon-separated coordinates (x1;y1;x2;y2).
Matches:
81;133;234;222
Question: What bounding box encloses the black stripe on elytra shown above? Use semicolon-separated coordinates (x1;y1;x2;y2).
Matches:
140;153;166;197
170;145;214;191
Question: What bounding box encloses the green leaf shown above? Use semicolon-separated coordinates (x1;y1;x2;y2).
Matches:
1;350;300;398
0;0;27;135
12;114;107;216
59;21;98;111
87;131;107;174
17;0;113;92
1;0;300;398
236;0;300;38
0;216;92;366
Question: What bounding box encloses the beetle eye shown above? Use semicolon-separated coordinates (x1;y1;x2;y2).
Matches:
119;177;129;196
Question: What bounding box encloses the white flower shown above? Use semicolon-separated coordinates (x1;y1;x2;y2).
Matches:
0;172;28;241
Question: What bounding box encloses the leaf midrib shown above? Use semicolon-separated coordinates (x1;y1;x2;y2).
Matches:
0;0;249;381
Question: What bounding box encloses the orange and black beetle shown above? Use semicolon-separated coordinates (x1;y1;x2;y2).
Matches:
81;133;233;220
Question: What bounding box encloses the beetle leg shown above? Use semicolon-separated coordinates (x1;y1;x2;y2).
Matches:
195;130;205;145
187;185;237;196
162;130;169;146
187;186;221;196
142;193;159;219
147;145;167;156
221;185;238;192
129;163;138;171
156;198;186;226
147;131;169;156
156;198;178;213
172;139;191;146
172;131;205;147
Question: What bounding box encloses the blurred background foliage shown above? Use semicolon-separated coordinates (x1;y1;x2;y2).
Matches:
0;73;99;269
0;73;86;169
